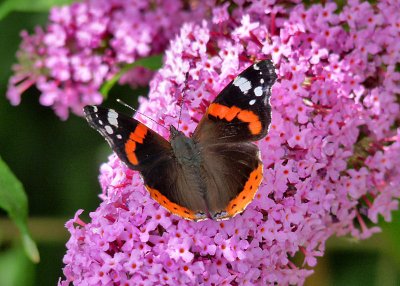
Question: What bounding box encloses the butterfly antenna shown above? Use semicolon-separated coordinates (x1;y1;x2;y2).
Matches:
177;71;190;130
116;99;169;131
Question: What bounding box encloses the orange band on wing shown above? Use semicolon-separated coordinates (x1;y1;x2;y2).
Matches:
124;123;148;165
248;121;262;135
145;185;198;221
129;123;148;143
207;103;262;135
225;163;263;217
125;140;138;165
129;132;144;143
208;103;229;119
237;110;262;135
224;106;241;121
236;109;258;123
134;124;148;138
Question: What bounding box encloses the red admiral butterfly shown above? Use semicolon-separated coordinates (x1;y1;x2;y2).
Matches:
84;60;277;221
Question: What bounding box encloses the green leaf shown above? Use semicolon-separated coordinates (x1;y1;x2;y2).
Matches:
0;246;35;286
100;54;163;98
0;156;39;263
0;0;74;20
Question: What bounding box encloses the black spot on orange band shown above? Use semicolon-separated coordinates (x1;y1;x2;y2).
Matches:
225;163;263;217
145;185;206;221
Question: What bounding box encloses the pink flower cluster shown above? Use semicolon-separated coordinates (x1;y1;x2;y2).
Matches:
6;0;208;119
59;0;400;285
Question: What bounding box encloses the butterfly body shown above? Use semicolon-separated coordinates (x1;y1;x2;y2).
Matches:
84;60;277;221
170;126;202;169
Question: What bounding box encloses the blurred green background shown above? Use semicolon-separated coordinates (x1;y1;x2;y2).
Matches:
0;5;399;286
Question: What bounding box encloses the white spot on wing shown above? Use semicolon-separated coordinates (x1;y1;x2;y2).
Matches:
249;99;256;105
233;76;252;94
108;110;119;127
260;78;264;84
253;63;260;70
116;134;122;139
98;120;103;125
105;125;114;134
233;76;245;86
93;106;98;112
254;86;263;97
108;110;118;117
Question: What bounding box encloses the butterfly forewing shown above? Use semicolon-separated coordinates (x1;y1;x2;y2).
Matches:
84;105;172;171
193;60;277;144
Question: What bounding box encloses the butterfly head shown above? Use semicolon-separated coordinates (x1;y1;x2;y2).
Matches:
169;125;183;139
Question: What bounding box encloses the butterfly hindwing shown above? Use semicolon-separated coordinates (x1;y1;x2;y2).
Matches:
141;158;208;221
84;105;207;221
193;60;277;220
200;142;263;220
